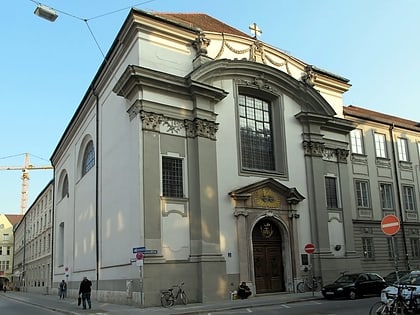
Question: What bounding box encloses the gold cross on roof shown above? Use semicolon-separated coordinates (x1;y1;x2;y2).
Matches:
249;23;262;39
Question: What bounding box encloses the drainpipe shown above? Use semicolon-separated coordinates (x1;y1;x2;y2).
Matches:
92;85;100;290
389;124;410;270
50;182;55;292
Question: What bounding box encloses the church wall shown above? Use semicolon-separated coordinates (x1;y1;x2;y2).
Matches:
98;77;144;277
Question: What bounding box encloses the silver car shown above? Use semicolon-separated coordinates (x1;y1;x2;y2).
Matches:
381;270;420;303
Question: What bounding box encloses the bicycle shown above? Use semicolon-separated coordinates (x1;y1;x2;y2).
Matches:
369;284;419;315
160;282;188;307
297;275;322;293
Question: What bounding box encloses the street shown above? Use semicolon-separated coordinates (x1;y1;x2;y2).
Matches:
0;293;61;315
212;296;379;314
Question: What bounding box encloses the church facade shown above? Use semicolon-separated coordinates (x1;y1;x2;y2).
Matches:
49;9;420;306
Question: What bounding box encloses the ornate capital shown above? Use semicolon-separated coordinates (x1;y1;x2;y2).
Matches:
336;148;349;163
140;111;163;131
303;140;324;157
184;118;218;140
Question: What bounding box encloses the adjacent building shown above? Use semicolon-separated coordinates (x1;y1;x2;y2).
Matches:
13;180;53;293
0;213;23;289
344;105;420;273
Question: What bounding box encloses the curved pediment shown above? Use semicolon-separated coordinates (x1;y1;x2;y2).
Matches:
189;59;336;117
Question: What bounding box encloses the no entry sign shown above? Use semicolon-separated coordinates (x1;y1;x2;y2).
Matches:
381;215;400;236
304;243;315;254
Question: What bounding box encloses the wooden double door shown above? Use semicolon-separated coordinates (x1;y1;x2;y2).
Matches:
253;219;285;293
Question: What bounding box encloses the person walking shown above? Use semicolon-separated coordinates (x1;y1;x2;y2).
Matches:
59;280;67;299
78;276;92;309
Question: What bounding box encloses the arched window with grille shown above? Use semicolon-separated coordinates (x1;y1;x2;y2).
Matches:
82;140;95;176
61;174;69;199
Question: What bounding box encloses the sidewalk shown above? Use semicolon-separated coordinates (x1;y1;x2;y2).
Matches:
2;290;323;315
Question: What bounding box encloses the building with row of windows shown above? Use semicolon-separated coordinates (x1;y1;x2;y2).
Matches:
12;181;53;293
8;8;420;306
344;106;420;272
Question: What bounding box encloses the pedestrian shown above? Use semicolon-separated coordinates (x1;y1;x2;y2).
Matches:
59;280;67;299
78;276;92;309
237;281;251;299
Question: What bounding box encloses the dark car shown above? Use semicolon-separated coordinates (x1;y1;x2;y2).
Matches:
383;270;410;285
321;272;387;300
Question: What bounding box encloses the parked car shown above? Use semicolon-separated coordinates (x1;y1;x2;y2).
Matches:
383;270;411;285
321;272;387;300
381;270;420;304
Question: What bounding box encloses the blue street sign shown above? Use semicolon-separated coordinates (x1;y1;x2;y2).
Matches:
132;246;145;254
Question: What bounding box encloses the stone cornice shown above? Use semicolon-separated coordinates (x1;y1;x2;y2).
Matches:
113;65;227;103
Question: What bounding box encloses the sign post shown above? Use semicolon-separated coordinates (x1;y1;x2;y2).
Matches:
381;215;401;281
304;243;316;296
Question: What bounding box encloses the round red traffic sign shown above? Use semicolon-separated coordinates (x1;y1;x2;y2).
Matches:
136;252;143;260
381;215;400;236
304;243;315;254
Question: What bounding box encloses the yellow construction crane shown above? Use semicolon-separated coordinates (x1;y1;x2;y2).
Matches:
0;153;53;214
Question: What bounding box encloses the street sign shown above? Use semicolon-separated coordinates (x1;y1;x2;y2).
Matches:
133;246;146;254
381;215;400;236
136;252;144;260
142;249;158;255
304;243;315;254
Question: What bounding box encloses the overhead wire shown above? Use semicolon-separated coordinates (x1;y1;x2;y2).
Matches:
28;0;159;59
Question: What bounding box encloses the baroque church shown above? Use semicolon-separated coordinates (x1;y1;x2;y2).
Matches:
49;9;420;306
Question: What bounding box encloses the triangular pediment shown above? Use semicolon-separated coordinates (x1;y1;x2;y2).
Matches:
229;178;305;209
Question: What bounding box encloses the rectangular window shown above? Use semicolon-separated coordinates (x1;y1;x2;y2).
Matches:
0;247;2;255
350;129;364;154
239;94;274;171
2;234;8;241
362;237;374;259
58;222;64;267
374;133;387;158
397;138;409;162
162;156;184;198
380;183;394;210
325;176;339;208
6;247;10;256
355;180;370;208
403;185;416;211
411;238;420;258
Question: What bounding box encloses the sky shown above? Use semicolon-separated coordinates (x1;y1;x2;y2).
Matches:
1;0;419;214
